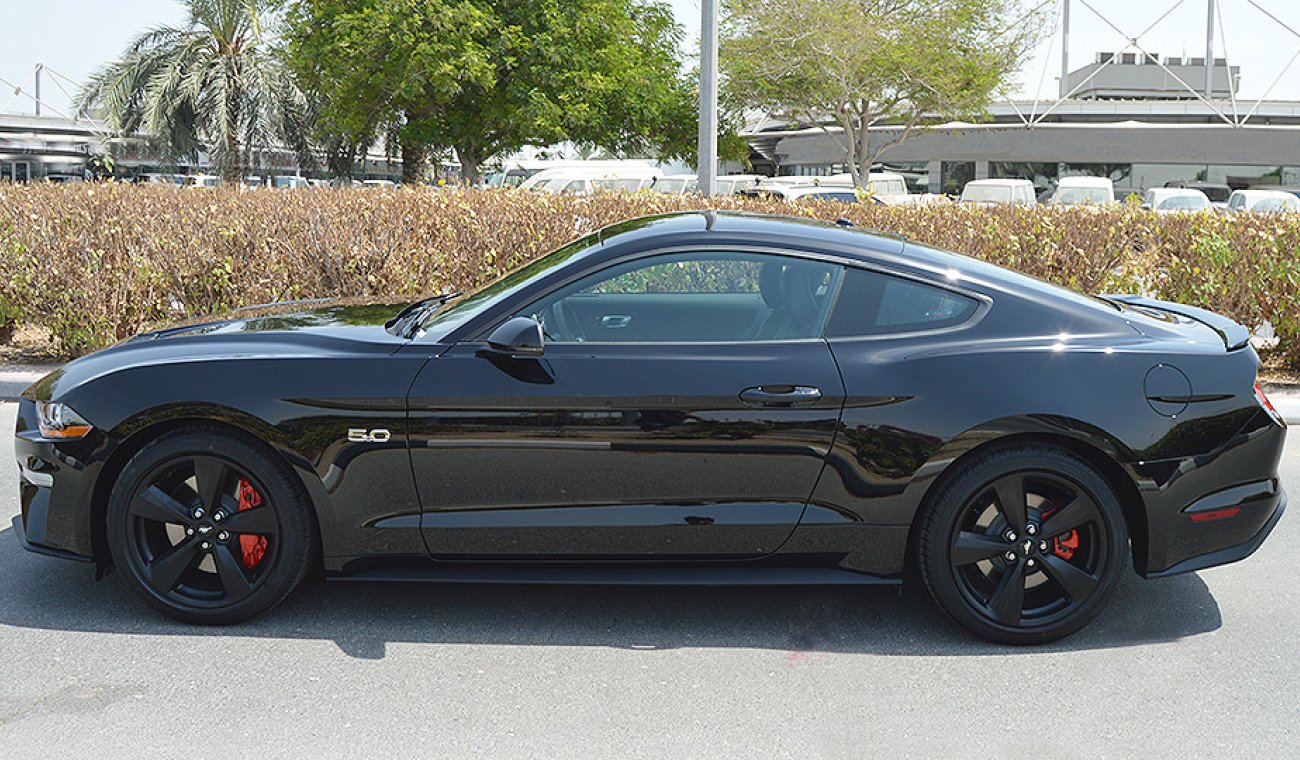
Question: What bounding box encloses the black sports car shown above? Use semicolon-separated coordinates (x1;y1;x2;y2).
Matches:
13;212;1287;643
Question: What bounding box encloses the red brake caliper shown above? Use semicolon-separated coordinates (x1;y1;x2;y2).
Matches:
1053;530;1080;560
236;478;268;569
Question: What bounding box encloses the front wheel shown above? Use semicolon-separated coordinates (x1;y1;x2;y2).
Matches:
918;445;1128;644
106;426;316;625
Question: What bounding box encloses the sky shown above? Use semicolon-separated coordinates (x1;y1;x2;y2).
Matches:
3;0;1300;118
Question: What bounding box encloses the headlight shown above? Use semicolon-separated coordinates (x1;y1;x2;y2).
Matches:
36;401;95;439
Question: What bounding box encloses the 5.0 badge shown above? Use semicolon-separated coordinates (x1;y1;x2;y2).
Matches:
347;428;392;443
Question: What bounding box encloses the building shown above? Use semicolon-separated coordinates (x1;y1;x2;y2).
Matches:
742;52;1300;197
0;112;407;183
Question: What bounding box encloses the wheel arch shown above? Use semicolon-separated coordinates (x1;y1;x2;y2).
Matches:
902;424;1149;580
90;405;327;572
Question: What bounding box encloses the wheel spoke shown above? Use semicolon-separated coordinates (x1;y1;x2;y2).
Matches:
130;485;192;525
992;476;1027;533
1042;493;1100;538
212;543;256;603
221;506;278;536
142;540;202;595
1040;554;1100;601
952;531;1011;566
193;456;229;514
986;560;1027;625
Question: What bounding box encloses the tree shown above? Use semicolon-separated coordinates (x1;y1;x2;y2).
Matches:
722;0;1048;187
76;0;313;183
286;0;699;183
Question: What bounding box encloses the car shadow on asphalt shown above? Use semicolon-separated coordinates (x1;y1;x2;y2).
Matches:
0;527;1221;660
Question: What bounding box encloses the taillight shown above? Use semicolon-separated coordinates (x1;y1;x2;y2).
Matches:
1255;381;1286;427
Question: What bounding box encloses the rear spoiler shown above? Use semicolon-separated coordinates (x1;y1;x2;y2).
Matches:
1104;294;1251;351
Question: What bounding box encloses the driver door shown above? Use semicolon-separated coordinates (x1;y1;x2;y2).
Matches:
408;250;847;560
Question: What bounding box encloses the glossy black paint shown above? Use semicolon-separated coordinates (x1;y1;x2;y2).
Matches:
14;212;1287;586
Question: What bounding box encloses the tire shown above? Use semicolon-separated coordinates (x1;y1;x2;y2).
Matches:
918;445;1127;644
106;425;316;625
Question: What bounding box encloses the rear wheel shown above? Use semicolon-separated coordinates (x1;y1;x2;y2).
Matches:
919;445;1127;644
106;426;315;625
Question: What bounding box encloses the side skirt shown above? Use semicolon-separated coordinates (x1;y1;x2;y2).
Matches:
329;563;902;587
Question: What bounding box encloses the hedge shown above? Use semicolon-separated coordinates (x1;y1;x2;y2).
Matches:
2;183;1299;365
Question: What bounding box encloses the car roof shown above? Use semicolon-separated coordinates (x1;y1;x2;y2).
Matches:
964;179;1033;187
588;212;1122;321
1056;177;1113;187
1147;187;1207;197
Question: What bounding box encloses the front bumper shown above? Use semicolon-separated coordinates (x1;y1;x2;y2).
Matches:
14;397;104;562
11;514;92;563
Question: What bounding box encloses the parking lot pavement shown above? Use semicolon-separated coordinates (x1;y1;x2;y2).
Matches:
1;399;1297;758
0;365;56;401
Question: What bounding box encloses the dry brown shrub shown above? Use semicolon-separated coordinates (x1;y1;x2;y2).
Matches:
1;184;1298;365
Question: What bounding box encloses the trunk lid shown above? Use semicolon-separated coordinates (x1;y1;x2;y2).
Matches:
1104;294;1251;351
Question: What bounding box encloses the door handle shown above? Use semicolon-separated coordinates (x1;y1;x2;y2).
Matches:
739;385;823;407
600;314;632;328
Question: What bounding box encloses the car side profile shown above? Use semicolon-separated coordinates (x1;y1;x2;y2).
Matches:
14;212;1286;643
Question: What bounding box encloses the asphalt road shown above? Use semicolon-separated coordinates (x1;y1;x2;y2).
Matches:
0;401;1296;758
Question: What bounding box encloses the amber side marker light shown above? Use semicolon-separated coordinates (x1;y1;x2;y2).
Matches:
36;401;95;439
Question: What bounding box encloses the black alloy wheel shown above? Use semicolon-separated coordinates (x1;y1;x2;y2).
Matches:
919;445;1127;644
107;426;315;624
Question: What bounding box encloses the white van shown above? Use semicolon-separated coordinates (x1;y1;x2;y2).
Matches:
755;172;912;204
960;179;1037;206
1050;176;1115;206
524;165;662;195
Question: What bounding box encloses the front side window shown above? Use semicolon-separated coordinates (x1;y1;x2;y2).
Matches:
825;268;980;338
518;252;842;343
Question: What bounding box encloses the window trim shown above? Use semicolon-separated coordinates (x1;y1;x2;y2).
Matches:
464;244;991;345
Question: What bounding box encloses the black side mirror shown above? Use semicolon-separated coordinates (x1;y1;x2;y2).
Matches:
482;316;545;357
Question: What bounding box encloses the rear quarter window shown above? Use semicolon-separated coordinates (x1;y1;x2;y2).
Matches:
825;268;980;337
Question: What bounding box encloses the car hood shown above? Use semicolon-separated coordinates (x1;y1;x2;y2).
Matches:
130;297;409;342
25;297;414;401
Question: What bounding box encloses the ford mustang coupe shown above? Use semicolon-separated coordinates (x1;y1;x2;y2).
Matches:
13;212;1287;643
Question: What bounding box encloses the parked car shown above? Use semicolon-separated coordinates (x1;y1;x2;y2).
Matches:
14;212;1286;644
716;174;764;195
270;175;311;189
362;179;397;189
1049;176;1116;206
1143;188;1212;213
1165;181;1232;211
43;174;84;184
1226;189;1300;213
186;175;221;188
138;173;186;187
651;175;698;195
960;179;1037;206
753;172;912;204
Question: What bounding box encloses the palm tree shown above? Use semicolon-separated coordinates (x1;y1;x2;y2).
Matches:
76;0;312;182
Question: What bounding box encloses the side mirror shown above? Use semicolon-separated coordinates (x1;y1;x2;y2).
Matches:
482;316;545;358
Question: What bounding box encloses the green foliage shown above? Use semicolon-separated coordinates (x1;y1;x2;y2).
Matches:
76;0;313;182
285;0;699;181
721;0;1048;186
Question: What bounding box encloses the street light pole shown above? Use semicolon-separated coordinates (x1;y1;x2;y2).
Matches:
698;0;719;196
1205;0;1216;97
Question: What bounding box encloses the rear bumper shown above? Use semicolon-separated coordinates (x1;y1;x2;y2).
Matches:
1146;485;1286;578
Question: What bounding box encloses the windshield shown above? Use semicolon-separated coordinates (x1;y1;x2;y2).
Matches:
1053;188;1110;205
417;232;601;340
1251;196;1300;212
962;186;1011;203
1158;195;1208;210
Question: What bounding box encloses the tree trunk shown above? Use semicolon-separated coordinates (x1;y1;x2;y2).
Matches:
456;145;481;185
401;141;428;185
